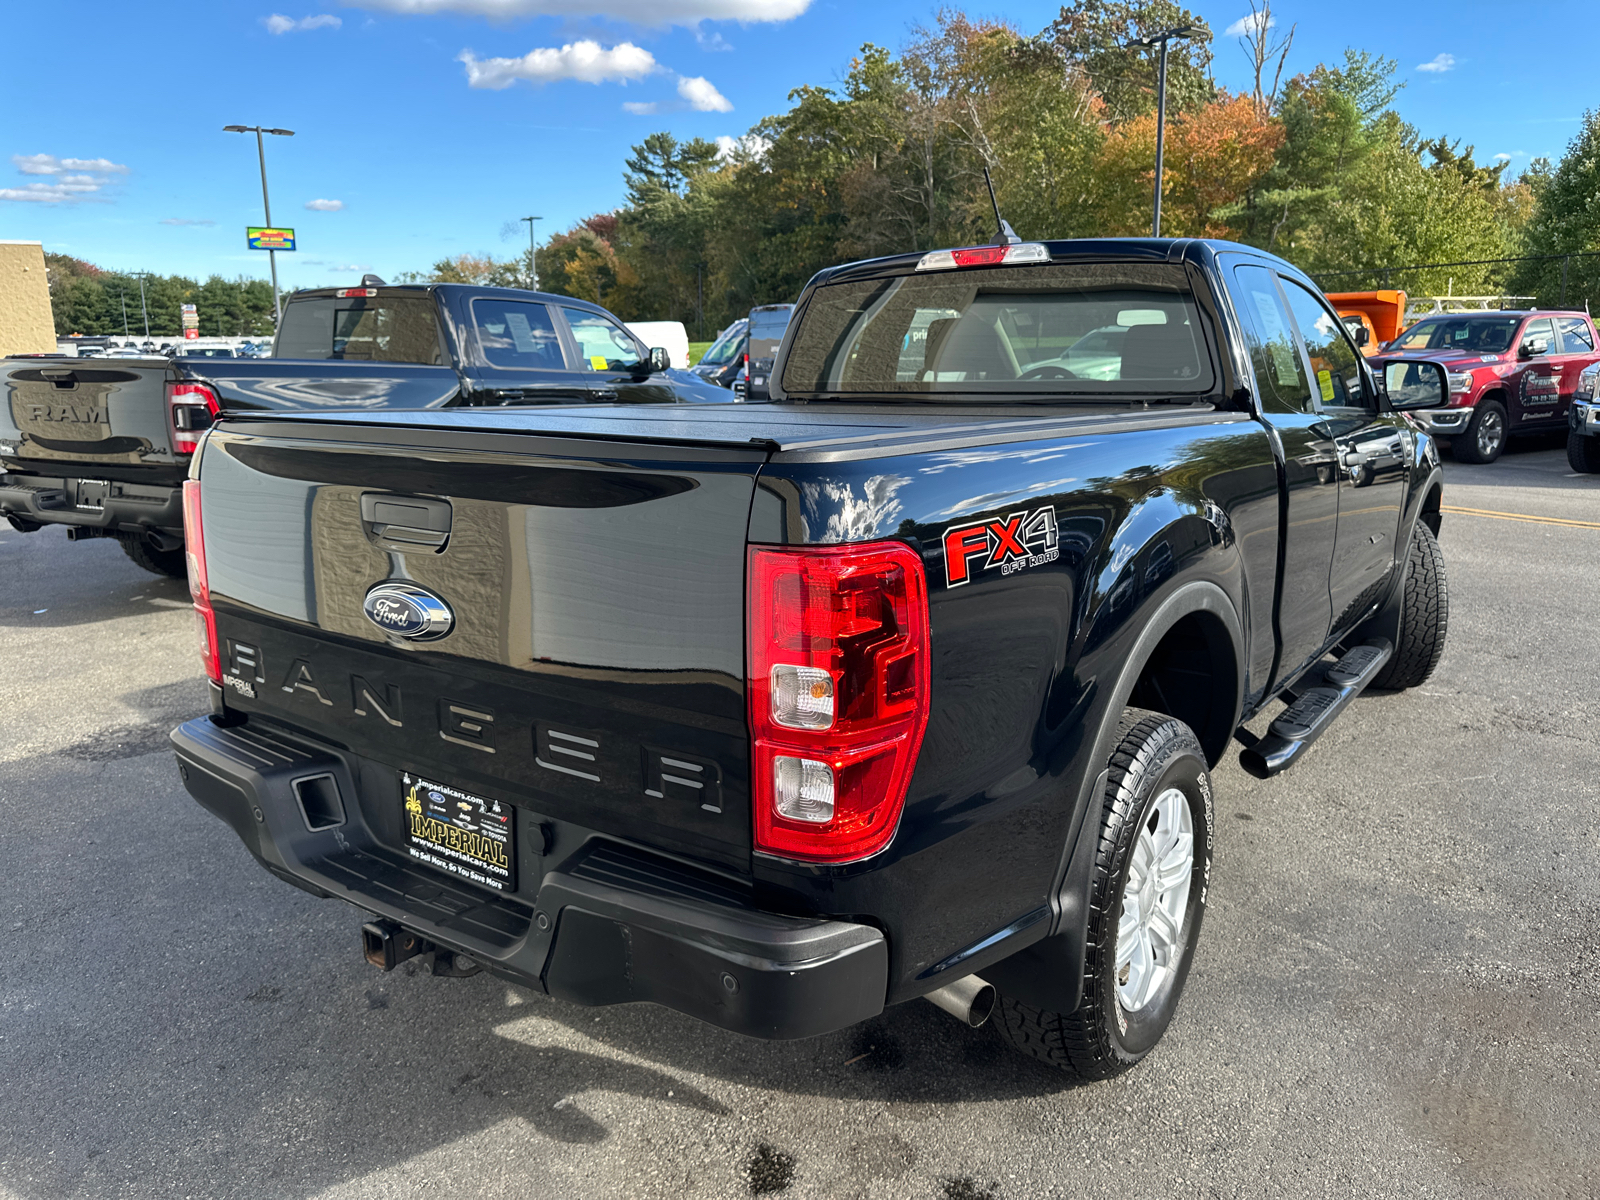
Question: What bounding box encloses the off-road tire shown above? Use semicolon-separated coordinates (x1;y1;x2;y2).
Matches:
1453;398;1507;464
1369;523;1448;691
120;537;187;579
1568;431;1600;474
992;710;1213;1080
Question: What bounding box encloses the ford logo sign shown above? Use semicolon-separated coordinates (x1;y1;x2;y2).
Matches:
362;582;454;642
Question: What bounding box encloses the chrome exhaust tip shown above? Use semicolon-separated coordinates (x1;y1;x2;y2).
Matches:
923;974;996;1028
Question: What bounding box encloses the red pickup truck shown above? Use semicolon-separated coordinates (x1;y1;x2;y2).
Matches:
1372;309;1600;463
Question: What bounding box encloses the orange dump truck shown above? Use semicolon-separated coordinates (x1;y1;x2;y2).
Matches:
1327;291;1408;355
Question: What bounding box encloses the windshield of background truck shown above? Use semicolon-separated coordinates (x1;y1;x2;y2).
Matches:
1391;316;1520;354
781;263;1214;397
275;296;444;364
699;323;747;365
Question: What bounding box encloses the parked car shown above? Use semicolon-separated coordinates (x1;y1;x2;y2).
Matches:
1371;309;1600;463
690;318;747;388
743;304;793;401
1569;361;1600;472
170;236;1450;1081
0;283;736;577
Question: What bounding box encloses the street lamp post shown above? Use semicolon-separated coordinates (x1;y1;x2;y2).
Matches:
133;271;151;339
223;125;295;327
520;216;543;291
1130;26;1197;238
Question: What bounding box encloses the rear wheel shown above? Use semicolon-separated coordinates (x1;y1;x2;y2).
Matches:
120;537;187;579
992;710;1212;1079
1454;399;1507;464
1568;430;1600;474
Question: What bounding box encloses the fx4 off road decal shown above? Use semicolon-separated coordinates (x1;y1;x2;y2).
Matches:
942;505;1060;587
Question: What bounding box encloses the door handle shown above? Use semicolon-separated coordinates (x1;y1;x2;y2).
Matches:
590;389;619;402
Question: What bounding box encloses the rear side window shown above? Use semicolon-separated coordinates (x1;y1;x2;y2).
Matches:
275;296;443;364
1558;316;1595;354
472;299;565;370
563;308;642;371
1280;279;1368;409
1230;266;1313;414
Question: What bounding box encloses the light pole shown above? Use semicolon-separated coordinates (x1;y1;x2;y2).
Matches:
520;215;543;291
1129;26;1197;237
133;271;151;339
223;124;295;326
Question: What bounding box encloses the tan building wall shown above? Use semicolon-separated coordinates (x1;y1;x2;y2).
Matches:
0;241;56;356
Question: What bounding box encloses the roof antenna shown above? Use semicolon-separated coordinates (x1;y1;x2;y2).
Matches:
984;166;1021;246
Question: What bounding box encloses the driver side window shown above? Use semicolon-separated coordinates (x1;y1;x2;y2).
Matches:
1281;279;1370;410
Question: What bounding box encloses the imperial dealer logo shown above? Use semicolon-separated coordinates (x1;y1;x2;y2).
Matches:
362;582;455;642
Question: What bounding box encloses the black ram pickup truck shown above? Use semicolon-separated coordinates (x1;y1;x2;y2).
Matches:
170;238;1451;1078
0;283;729;577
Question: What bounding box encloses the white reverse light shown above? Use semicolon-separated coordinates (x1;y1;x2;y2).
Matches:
773;755;835;823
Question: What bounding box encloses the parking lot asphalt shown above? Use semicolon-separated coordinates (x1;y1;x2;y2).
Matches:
1;434;1596;1200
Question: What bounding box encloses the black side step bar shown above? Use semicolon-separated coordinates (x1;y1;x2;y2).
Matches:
1236;640;1392;779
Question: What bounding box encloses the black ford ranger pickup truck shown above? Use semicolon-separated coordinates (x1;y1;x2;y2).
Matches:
0;283;729;577
170;238;1451;1079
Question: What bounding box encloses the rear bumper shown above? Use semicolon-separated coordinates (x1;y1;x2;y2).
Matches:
170;716;888;1040
0;470;183;535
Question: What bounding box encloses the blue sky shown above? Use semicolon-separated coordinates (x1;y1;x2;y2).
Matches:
3;0;1595;288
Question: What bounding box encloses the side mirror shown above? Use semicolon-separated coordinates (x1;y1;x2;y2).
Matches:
648;347;671;373
1520;337;1549;358
1352;326;1370;347
1385;360;1449;410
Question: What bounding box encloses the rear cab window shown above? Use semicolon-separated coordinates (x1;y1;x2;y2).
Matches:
471;298;567;370
1557;316;1594;354
780;263;1215;400
275;294;445;364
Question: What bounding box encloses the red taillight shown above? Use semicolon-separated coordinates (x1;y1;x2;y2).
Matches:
183;479;220;685
168;382;220;454
748;541;931;862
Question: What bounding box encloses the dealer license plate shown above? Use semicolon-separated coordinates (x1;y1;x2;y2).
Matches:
401;773;515;892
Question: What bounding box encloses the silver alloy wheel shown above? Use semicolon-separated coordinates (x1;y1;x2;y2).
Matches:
1115;786;1195;1013
1477;407;1505;457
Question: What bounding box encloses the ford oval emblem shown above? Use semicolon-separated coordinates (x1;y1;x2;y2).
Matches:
362;582;454;642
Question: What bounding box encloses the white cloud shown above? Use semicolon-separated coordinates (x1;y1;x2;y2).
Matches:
696;30;732;51
305;198;345;211
1;154;127;204
623;101;661;115
460;40;657;89
13;153;128;176
160;217;216;226
349;0;806;27
1417;53;1455;73
678;75;732;112
1224;11;1272;38
264;13;342;33
335;263;372;271
716;133;770;161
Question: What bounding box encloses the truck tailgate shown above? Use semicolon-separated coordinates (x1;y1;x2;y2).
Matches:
197;421;765;874
2;359;181;467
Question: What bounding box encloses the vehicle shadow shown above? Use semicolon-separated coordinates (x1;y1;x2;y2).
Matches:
0;747;1081;1200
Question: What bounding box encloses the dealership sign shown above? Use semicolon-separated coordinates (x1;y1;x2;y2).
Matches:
247;227;296;251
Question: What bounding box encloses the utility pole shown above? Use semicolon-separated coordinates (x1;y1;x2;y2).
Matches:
119;289;129;337
1129;26;1197;237
223;125;295;327
521;216;543;291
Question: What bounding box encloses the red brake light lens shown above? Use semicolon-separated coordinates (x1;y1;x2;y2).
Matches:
748;541;931;862
168;382;220;454
336;288;378;298
183;479;220;685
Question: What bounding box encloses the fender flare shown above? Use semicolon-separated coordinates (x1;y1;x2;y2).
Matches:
983;578;1244;1015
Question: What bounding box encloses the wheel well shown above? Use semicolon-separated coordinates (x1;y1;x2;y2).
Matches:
1420;481;1443;537
1125;610;1239;768
1476;388;1509;410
